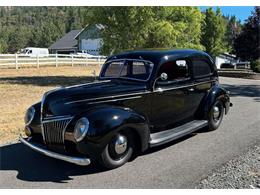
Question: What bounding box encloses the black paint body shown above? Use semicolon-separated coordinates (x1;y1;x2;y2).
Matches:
27;49;231;159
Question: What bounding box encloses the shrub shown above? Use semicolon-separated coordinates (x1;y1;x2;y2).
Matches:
250;59;260;73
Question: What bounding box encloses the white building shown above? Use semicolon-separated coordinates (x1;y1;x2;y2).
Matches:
215;53;238;69
75;24;104;55
49;24;104;55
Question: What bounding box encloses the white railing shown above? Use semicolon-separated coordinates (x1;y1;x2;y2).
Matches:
0;54;107;69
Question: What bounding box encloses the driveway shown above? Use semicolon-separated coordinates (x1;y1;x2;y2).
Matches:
0;77;259;188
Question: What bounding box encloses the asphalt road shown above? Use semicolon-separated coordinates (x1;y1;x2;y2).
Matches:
0;77;259;188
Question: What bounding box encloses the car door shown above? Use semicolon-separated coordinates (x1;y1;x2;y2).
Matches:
150;59;195;133
190;57;218;116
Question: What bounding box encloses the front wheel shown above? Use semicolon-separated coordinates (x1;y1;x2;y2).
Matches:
208;100;224;131
98;131;135;169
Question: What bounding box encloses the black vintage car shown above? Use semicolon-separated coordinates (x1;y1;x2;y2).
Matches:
20;49;232;169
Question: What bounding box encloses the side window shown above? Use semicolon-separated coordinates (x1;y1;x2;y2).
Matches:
132;61;146;75
192;59;212;78
103;61;124;77
158;60;189;81
126;60;153;80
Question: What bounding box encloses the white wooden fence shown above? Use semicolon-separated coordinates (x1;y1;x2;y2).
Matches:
0;54;107;69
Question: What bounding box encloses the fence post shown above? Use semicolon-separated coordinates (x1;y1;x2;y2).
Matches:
15;54;18;69
37;54;39;68
55;53;58;67
86;56;88;66
72;55;74;67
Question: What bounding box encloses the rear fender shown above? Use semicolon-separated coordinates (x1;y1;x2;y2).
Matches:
197;85;230;119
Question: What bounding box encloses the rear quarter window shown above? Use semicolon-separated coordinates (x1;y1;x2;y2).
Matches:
192;59;212;78
132;61;147;74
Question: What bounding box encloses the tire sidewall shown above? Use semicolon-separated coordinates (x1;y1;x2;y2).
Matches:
208;100;224;130
99;130;135;169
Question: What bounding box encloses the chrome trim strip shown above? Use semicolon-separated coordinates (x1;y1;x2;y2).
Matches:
154;80;216;92
87;96;142;105
42;116;73;123
43;115;72;120
19;136;91;166
65;91;150;105
65;80;111;89
41;93;46;142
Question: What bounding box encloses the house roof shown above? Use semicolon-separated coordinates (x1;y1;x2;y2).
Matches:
74;24;105;39
49;29;82;50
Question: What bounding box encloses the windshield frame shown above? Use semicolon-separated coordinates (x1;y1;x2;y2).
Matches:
99;58;154;82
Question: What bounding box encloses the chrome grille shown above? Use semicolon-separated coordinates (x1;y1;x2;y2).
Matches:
42;117;72;144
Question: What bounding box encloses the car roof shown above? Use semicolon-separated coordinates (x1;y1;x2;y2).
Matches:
106;49;213;65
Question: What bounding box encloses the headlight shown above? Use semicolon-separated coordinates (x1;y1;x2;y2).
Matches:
74;117;89;142
24;107;35;125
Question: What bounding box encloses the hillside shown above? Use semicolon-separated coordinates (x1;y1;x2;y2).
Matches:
0;7;93;53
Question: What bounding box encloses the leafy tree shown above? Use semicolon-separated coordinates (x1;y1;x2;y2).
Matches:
0;39;8;53
90;6;204;55
90;7;155;55
37;21;63;47
201;7;227;58
0;26;9;53
164;7;204;50
7;26;31;53
146;20;176;48
234;6;260;61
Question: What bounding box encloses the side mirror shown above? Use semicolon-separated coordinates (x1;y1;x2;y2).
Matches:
152;72;168;91
160;72;168;81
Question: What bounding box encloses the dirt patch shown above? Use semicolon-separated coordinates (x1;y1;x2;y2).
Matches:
0;65;101;144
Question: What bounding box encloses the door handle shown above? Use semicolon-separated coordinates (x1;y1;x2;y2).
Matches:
188;88;195;92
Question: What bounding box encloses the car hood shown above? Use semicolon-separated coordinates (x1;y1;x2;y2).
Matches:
41;79;148;117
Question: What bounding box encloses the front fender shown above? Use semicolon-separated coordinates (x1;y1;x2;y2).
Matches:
73;105;150;158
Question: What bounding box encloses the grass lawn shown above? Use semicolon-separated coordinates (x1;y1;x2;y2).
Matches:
0;65;101;144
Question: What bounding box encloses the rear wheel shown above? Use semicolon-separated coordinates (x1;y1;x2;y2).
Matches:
208;100;224;131
98;131;135;169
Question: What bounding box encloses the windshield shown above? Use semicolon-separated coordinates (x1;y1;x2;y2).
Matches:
20;49;28;54
100;59;154;81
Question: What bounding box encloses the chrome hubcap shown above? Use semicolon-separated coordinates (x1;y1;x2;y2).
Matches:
114;135;128;155
213;106;220;119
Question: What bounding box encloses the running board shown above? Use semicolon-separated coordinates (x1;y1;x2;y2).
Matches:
149;120;208;147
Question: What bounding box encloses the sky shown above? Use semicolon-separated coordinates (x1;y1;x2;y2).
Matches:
199;6;255;23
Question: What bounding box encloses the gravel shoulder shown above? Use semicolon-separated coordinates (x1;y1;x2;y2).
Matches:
196;145;260;189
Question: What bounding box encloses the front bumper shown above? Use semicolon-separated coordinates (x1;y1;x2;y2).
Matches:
19;136;91;166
